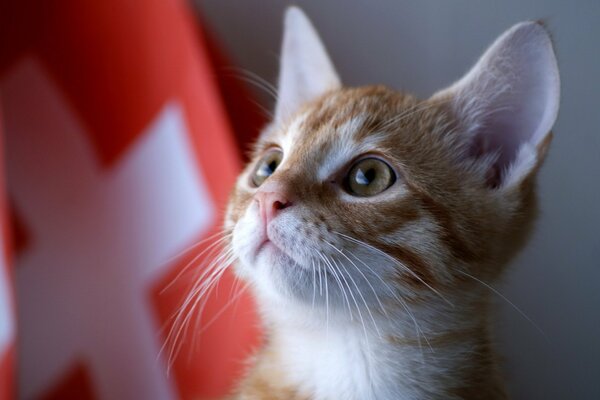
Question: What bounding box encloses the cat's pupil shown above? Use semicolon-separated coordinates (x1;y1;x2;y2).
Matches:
258;159;277;178
345;157;395;197
356;168;376;185
252;150;283;187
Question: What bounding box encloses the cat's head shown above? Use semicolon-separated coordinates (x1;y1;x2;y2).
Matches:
226;8;559;317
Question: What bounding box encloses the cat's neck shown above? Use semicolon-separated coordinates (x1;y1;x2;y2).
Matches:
249;295;507;400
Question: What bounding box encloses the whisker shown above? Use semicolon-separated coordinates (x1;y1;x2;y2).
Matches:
197;284;250;335
319;252;353;320
160;232;232;294
456;269;549;342
318;258;324;296
374;97;449;133
333;231;453;307
332;232;433;356
166;262;229;366
162;245;231;344
320;257;330;337
161;244;237;370
311;259;317;311
332;254;377;362
330;254;367;329
347;248;430;351
345;249;397;314
170;254;236;368
186;271;244;365
222;67;279;101
182;251;236;329
324;241;382;338
172;247;235;324
164;230;230;264
191;254;240;337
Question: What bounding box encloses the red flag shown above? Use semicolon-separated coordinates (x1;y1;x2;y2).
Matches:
0;109;16;400
0;0;261;398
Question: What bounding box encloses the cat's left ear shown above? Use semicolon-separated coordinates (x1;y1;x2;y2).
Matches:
432;21;560;188
274;7;341;123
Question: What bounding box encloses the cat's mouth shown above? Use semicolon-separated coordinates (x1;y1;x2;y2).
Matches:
255;237;284;260
254;235;300;267
256;238;274;254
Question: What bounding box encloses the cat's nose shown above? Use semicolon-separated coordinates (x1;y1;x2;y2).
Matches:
255;190;292;225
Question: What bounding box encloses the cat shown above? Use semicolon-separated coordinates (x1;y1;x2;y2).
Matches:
223;6;560;400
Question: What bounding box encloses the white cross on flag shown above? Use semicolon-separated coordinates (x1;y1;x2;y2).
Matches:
0;0;261;399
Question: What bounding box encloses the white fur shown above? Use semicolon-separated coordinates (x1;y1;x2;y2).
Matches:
280;110;310;158
316;115;366;180
255;289;486;400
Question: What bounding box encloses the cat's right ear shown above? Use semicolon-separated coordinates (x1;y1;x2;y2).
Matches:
274;7;341;123
432;21;560;189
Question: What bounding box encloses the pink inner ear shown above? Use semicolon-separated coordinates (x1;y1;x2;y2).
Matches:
468;103;530;187
467;72;557;188
451;22;560;188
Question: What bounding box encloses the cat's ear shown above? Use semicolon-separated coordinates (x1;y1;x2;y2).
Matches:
274;7;341;123
432;21;560;188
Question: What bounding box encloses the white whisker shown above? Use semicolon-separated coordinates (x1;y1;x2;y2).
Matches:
332;232;433;357
456;269;549;342
324;241;382;338
311;259;317;311
223;67;279;101
319;252;353;320
334;231;453;307
159;239;238;372
160;232;232;294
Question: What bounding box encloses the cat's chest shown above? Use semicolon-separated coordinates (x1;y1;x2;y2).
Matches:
272;325;417;400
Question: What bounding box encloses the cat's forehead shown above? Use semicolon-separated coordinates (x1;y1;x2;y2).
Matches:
267;86;422;178
290;86;416;141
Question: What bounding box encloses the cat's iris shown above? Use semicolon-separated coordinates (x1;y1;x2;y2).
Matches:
251;150;283;187
345;157;395;197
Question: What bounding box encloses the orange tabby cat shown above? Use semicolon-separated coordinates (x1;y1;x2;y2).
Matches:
223;7;559;400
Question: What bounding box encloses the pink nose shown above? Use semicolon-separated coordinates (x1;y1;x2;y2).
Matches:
255;191;292;226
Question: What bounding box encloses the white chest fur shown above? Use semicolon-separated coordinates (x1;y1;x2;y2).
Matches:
272;321;425;400
259;295;491;400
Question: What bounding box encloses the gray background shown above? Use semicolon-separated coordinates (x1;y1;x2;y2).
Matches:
196;1;600;398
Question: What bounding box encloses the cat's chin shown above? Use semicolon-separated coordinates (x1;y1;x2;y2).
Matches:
250;255;345;313
247;246;320;304
252;236;314;272
240;235;356;311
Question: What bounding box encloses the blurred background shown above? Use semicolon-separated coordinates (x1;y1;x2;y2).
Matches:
197;1;600;399
0;0;597;399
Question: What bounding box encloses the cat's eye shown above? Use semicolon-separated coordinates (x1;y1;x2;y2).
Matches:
251;150;283;187
345;157;396;197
